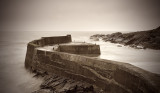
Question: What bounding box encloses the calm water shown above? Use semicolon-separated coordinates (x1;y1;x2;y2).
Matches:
0;31;160;93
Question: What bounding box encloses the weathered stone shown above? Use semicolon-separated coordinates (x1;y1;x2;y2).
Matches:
25;34;160;93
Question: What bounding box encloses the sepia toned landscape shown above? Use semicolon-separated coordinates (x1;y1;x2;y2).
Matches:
1;0;160;93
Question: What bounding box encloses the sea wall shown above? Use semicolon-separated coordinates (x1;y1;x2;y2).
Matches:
25;35;72;68
58;45;100;54
25;35;160;93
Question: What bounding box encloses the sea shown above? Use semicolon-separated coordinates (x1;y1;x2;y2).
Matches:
0;31;160;93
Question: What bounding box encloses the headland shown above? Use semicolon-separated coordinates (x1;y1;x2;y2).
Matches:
90;26;160;49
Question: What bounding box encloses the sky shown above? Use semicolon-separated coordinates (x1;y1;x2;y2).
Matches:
1;0;160;31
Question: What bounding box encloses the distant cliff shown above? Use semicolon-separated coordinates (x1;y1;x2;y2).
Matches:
90;26;160;49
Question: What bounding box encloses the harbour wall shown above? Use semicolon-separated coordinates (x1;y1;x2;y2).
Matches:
25;35;160;93
58;45;100;54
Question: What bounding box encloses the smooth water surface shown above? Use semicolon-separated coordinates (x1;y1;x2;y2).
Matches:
0;31;159;93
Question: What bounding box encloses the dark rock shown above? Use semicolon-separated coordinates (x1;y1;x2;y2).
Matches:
33;73;97;93
32;89;53;93
90;26;160;50
117;45;122;47
33;70;48;77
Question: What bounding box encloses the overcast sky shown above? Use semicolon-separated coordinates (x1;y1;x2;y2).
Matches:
1;0;160;31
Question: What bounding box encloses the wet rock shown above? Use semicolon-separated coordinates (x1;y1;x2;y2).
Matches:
33;73;97;93
90;26;160;50
33;70;48;77
117;44;122;47
32;89;53;93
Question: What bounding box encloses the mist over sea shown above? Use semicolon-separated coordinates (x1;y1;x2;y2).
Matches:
0;31;160;93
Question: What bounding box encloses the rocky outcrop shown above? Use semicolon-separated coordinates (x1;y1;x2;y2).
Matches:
32;70;97;93
90;26;160;49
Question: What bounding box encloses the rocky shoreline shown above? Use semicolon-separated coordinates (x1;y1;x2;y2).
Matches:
90;26;160;49
31;69;101;93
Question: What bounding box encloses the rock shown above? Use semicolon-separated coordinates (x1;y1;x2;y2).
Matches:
117;44;122;47
33;74;97;93
32;89;53;93
90;26;160;50
90;34;106;41
33;70;48;77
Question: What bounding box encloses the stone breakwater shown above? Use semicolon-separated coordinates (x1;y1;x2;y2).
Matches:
90;26;160;49
25;35;160;93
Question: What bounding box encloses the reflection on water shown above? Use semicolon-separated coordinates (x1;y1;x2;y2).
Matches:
0;31;159;93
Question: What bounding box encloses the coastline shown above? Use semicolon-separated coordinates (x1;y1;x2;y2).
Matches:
90;26;160;50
